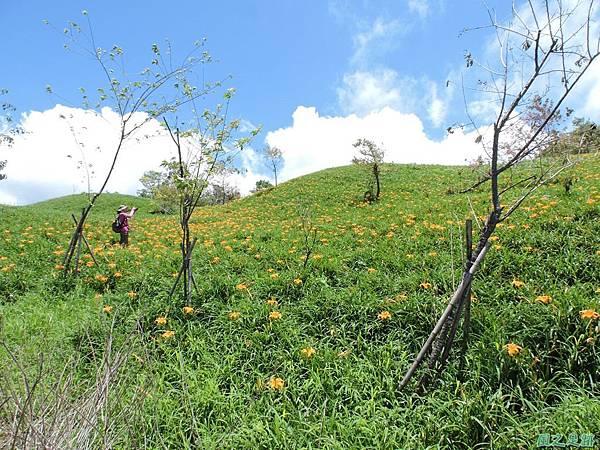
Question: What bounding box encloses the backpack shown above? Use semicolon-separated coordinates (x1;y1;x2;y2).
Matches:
111;215;123;233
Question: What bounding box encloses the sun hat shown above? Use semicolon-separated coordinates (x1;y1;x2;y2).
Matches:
117;205;128;213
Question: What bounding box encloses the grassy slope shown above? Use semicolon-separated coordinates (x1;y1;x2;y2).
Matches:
1;158;599;449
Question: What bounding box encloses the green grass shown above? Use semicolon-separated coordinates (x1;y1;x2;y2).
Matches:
1;157;599;448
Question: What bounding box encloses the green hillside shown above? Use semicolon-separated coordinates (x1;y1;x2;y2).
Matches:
1;157;599;448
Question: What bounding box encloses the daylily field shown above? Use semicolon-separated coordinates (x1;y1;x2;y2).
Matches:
1;158;599;448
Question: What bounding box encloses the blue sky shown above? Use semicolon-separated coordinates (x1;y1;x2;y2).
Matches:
1;0;504;136
1;0;599;204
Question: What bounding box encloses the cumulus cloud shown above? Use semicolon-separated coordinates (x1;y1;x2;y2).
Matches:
0;104;261;205
266;106;485;182
337;69;415;116
337;69;453;128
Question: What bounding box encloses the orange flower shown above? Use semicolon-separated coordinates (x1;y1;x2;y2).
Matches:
535;295;552;304
127;291;137;299
300;347;316;358
420;282;432;289
228;311;241;321
236;283;247;291
268;377;284;390
182;306;194;315
268;311;282;320
155;316;167;326
95;274;108;283
103;305;112;313
378;311;392;321
114;271;122;278
293;278;303;286
580;309;600;320
161;330;175;339
512;279;525;288
505;343;522;357
367;267;377;273
266;297;278;306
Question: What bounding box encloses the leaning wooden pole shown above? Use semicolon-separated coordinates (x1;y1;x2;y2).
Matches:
399;240;490;391
435;220;475;375
71;214;98;266
169;238;198;298
418;220;475;389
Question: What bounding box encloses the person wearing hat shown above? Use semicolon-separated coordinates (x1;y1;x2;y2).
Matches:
115;204;138;247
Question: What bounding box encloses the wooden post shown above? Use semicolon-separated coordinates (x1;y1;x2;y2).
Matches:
437;220;475;369
460;219;473;371
71;214;98;266
63;208;86;273
169;238;197;298
399;241;490;391
186;241;193;305
74;231;83;274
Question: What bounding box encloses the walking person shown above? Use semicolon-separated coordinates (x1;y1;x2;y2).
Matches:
113;205;138;247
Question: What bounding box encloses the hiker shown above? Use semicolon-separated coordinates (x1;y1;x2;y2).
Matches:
114;205;138;247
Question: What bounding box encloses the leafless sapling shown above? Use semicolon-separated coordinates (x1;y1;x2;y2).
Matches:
400;0;600;391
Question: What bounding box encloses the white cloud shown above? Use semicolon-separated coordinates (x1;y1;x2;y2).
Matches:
0;105;175;205
427;82;447;127
337;69;454;128
235;147;269;194
266;106;485;183
0;189;17;205
0;104;272;205
0;106;234;204
408;0;430;18
351;18;404;66
337;69;416;116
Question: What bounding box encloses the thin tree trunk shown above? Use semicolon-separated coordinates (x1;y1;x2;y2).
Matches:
63;128;127;273
374;164;380;200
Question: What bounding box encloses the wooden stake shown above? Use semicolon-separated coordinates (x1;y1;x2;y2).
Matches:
398;241;490;391
74;231;83;274
71;214;98;266
438;220;475;370
460;219;473;372
169;238;197;298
